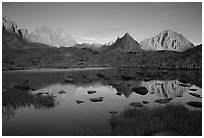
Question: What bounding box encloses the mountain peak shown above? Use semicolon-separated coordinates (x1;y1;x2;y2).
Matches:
107;32;142;52
140;30;194;52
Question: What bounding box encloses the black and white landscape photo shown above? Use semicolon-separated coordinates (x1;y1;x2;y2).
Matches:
2;2;202;136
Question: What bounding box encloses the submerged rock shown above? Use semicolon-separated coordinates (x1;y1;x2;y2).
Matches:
189;93;201;98
90;97;104;102
186;101;202;108
154;99;171;104
130;102;143;107
87;90;96;94
59;90;66;94
142;101;149;104
132;86;148;95
76;100;84;104
45;92;49;94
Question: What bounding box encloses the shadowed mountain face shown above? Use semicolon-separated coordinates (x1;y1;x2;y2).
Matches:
107;33;142;52
2;17;77;48
140;30;195;52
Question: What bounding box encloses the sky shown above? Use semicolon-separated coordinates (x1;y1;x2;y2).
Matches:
2;2;202;45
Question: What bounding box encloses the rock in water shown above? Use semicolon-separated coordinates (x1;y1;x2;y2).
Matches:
140;30;194;52
129;102;143;107
59;90;66;94
87;90;96;94
132;86;148;95
142;101;149;104
76;100;84;104
154;99;171;104
90;97;103;102
189;93;201;98
186;101;202;108
189;88;197;91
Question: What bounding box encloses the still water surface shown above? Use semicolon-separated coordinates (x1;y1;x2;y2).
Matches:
2;68;202;135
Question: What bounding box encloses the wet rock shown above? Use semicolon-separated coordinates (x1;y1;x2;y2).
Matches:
14;82;30;90
59;90;66;94
96;73;105;78
132;86;148;95
45;92;49;94
90;97;103;102
154;99;171;104
121;75;135;80
82;75;87;78
142;101;149;104
35;92;43;96
87;90;96;94
76;100;84;104
186;101;202;108
179;83;190;87
189;93;201;98
109;111;117;114
189;88;197;91
130;102;143;107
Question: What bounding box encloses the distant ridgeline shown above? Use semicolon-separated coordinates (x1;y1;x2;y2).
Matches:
2;17;202;70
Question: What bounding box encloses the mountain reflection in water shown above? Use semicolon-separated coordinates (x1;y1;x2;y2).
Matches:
2;68;202;135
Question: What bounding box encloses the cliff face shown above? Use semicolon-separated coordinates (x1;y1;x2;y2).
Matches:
140;30;194;52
